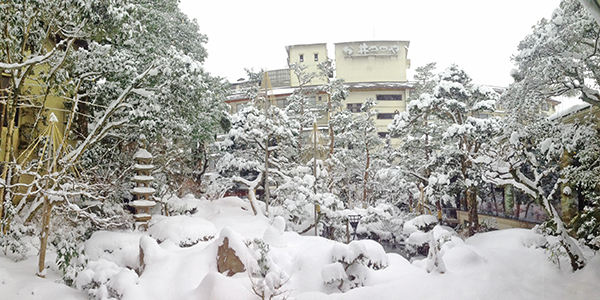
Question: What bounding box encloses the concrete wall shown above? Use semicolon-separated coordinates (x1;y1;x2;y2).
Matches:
343;89;409;135
286;43;329;87
457;210;538;230
334;41;410;83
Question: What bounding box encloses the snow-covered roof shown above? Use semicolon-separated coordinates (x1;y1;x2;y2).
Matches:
132;187;156;194
134;149;153;160
549;102;592;121
227;86;320;102
134;164;155;170
343;81;414;90
334;40;410;46
131;200;156;207
133;175;154;182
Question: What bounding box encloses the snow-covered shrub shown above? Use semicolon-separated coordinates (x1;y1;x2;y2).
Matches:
163;194;202;215
404;215;439;258
51;226;88;286
248;238;290;300
148;215;216;247
426;230;446;274
76;259;139;300
323;240;389;292
535;220;587;270
0;223;35;261
404;214;456;260
571;197;600;251
75;232;144;299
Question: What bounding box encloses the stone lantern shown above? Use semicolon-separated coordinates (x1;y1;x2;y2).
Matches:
131;139;156;230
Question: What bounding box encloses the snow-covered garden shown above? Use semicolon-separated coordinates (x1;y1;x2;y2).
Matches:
2;0;600;299
1;195;599;300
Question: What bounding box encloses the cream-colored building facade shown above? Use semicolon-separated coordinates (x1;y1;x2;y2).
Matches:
228;40;414;139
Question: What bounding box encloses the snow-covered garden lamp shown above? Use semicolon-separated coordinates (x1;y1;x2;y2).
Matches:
348;215;362;240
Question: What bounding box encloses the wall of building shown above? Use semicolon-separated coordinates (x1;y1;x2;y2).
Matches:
286;43;329;87
343;89;409;135
334;41;410;83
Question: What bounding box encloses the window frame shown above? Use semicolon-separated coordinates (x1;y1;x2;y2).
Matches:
376;94;403;101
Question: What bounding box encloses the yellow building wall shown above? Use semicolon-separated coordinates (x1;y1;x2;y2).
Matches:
343;90;409;134
286;43;329;87
1;71;68;162
335;41;410;83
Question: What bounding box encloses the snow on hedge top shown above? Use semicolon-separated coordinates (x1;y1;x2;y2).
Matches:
403;214;438;234
466;228;546;250
148;215;216;247
332;240;389;270
84;231;143;269
321;262;347;284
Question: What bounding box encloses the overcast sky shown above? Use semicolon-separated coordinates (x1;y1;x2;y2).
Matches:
179;0;562;88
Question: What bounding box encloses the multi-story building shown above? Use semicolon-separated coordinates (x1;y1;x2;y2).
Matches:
227;40;414;139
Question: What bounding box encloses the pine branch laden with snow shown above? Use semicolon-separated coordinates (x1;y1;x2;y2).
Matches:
481;118;593;271
388;64;501;234
509;0;600;110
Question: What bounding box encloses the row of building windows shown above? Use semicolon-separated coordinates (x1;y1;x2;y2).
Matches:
299;53;319;62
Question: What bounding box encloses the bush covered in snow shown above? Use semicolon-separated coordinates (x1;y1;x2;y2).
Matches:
148;215;216;247
322;240;389;292
0;223;35;262
404;215;456;259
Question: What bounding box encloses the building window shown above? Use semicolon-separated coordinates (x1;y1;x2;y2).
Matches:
347;103;362;113
378;132;389;138
376;94;403;101
314;53;319;61
299;54;304;62
473;113;490;119
377;113;396;119
277;99;287;109
318;96;322;102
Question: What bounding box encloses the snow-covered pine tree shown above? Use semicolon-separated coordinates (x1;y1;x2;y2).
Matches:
388;62;447;218
285;63;320;157
215;70;299;216
317;60;348;193
483;118;591;271
391;64;500;235
330;98;383;209
511;0;600;108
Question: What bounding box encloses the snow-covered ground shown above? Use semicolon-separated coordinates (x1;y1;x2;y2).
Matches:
1;195;598;300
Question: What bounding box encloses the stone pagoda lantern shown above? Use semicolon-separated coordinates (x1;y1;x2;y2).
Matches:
131;136;156;230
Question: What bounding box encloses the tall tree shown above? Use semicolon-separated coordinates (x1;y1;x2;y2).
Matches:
215;71;299;215
392;64;500;235
511;0;600;108
0;0;228;275
483;118;590;270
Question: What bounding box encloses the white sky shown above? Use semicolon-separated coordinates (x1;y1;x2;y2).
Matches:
179;0;562;87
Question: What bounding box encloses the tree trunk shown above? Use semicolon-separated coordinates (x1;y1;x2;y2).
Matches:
328;98;334;193
0;90;19;234
264;144;270;216
37;196;52;277
436;199;443;223
362;146;370;209
466;187;479;236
